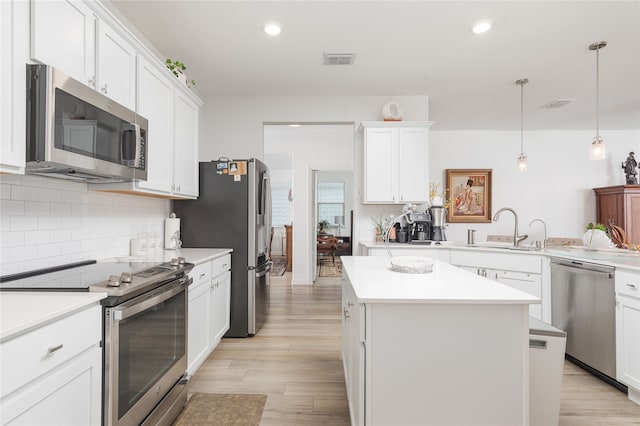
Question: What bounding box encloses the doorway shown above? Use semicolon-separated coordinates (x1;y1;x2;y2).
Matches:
313;170;353;280
264;123;354;285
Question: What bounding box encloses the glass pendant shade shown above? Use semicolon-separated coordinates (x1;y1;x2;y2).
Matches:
590;136;606;160
517;154;528;171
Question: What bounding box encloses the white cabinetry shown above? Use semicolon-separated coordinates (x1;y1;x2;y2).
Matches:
95;21;136;109
615;268;640;404
360;121;432;204
342;281;365;426
450;250;544;320
187;254;231;376
0;304;102;425
31;0;136;110
187;261;212;376
210;255;231;346
30;0;96;87
172;90;200;197
0;0;29;173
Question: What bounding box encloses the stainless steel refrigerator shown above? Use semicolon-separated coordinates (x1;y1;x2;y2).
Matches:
174;159;272;337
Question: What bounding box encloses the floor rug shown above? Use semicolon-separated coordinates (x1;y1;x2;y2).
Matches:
270;257;287;276
319;258;342;277
173;393;267;426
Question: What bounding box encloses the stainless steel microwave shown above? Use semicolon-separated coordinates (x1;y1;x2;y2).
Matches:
26;64;148;182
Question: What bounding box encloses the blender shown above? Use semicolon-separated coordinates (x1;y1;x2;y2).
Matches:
429;206;447;241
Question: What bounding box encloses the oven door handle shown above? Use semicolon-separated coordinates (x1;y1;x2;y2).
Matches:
113;278;191;321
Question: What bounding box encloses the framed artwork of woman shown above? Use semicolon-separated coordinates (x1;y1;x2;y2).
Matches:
445;169;492;223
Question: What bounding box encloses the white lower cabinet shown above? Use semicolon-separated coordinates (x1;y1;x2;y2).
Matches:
342;281;364;426
0;304;102;425
450;250;544;320
615;269;640;404
187;254;231;376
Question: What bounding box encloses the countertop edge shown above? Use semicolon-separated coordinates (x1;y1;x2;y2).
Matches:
0;292;107;343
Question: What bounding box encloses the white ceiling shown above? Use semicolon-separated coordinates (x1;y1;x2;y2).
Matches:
108;1;640;131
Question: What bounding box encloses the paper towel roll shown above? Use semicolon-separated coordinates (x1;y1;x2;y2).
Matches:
164;218;181;249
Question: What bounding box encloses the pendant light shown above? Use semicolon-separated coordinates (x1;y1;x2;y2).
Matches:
589;41;607;160
516;78;529;172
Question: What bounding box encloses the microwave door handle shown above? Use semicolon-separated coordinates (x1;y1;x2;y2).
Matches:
133;123;142;168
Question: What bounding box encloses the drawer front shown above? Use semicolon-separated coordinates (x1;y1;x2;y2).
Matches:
616;269;640;299
450;250;542;274
190;262;212;288
0;305;101;398
212;254;231;278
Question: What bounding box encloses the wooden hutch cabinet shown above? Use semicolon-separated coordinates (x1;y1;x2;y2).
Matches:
593;185;640;244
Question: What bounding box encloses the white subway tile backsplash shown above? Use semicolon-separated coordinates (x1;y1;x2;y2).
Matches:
24;201;49;216
10;216;39;231
1;200;25;216
11;185;39;201
38;187;63;203
49;203;72;216
0;175;170;271
24;230;50;245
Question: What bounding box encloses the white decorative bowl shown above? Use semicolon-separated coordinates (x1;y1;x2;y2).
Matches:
390;256;434;274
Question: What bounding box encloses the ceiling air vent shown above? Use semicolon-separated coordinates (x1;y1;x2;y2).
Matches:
323;53;355;65
540;99;575;109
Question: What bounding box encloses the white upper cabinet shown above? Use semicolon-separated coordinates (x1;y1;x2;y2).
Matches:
172;90;200;198
1;0;29;173
31;0;96;87
360;121;432;204
96;21;136;109
135;55;174;194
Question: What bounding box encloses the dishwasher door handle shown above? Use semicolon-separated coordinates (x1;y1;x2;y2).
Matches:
551;262;614;279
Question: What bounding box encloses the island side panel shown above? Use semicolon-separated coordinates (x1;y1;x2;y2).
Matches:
366;302;529;426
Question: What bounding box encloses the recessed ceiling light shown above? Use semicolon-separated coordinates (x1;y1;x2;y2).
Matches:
263;23;282;36
289;124;301;128
472;20;493;34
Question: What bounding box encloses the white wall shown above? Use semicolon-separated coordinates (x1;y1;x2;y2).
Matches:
429;130;640;244
0;174;170;275
265;124;354;284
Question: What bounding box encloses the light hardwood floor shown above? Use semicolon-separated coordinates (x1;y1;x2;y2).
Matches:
188;271;640;425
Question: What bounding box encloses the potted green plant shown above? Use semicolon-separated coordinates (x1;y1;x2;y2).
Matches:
165;58;196;88
372;216;385;242
583;222;610;248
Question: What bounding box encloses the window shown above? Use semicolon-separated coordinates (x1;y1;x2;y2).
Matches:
271;182;292;226
317;182;344;226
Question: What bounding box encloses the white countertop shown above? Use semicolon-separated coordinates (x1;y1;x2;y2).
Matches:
108;248;233;265
341;256;541;304
0;292;106;342
361;241;640;271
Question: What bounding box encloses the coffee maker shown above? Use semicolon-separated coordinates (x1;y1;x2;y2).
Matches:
429;206;447;241
408;212;431;243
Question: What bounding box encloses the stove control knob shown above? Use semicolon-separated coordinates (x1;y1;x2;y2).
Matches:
120;272;133;284
178;257;186;265
170;257;180;266
107;275;121;287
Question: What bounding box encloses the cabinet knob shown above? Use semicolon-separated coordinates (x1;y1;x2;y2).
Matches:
176;185;181;192
88;76;95;87
101;84;108;94
343;307;350;320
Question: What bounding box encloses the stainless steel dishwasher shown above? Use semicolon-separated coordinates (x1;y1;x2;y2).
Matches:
550;257;620;386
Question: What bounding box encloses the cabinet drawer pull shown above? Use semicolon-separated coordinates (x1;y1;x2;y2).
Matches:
529;339;547;349
47;344;64;354
199;273;206;278
343;307;350;320
626;283;637;290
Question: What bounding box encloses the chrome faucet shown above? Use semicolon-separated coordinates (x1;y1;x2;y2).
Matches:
492;207;528;247
528;219;547;248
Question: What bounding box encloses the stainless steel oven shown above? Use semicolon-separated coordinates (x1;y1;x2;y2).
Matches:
0;258;194;426
104;275;190;426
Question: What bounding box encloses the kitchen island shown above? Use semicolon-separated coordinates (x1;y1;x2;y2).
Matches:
341;256;538;426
